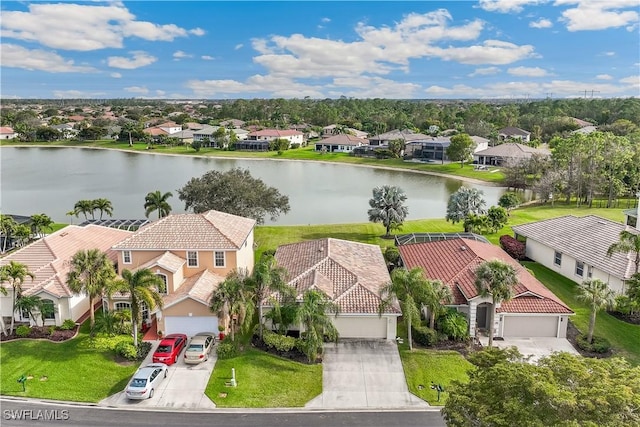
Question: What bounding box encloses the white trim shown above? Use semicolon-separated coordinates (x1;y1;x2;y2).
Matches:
186;250;199;268
214;251;226;268
122;250;132;264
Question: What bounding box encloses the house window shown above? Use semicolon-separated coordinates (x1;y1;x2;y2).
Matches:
575;261;584;277
140;302;149;323
214;251;225;267
123;251;132;264
187;251;198;267
115;302;131;311
41;299;55;320
554;251;562;267
156;274;168;294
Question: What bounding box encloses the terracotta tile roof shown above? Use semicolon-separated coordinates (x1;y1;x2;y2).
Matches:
0;126;15;134
0;225;132;298
398;238;572;314
274;238;399;314
143;127;169;136
162;269;224;309
512;215;638;280
139;251;185;273
113;210;255;250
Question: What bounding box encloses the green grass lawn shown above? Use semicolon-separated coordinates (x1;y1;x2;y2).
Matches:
0;326;139;402
205;348;322;407
524;262;640;366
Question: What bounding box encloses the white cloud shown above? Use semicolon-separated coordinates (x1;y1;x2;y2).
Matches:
603;51;616;56
186;75;325;98
235;44;244;50
107;51;157;69
173;50;193;60
557;1;639;31
1;43;96;73
469;67;501;76
190;28;205;36
321;17;331;23
155;90;166;97
596;74;613;80
52;90;106;98
329;76;421;99
427;40;536;65
124;86;149;94
110;72;122;78
201;55;215;60
529;18;553;28
479;0;549;13
0;3;203;51
507;66;548;77
619;75;640;90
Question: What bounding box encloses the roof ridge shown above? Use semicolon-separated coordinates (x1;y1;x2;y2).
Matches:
203;211;247;249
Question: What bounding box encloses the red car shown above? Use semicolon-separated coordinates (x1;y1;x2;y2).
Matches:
152;333;187;365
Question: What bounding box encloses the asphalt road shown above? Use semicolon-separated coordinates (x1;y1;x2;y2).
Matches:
0;399;446;427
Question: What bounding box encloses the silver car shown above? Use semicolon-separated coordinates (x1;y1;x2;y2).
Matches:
125;363;168;400
184;333;215;364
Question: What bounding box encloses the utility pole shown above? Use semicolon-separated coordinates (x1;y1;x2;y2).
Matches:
590;90;600;98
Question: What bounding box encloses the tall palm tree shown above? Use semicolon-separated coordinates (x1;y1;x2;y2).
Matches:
92;198;114;220
368;185;409;238
474;259;518;347
30;213;53;238
446;187;487;231
210;270;252;342
0;215;17;253
297;289;339;362
607;230;640;274
73;199;94;220
66;249;116;330
379;267;430;350
249;254;293;339
576;279;615;344
426;280;453;330
144;191;173;219
0;261;35;334
112;269;164;346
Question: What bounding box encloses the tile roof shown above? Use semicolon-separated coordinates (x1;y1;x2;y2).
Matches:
498;126;531;136
112;210;255;250
0;225;132;298
512;215;638;280
398;238;572;315
274;238;399;314
162;269;225;309
474;143;549;158
139;251;186;273
318;134;369;145
0;126;15;134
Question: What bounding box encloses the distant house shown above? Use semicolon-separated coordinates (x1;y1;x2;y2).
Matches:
473;143;550;166
192;125;220;144
315;134;369;153
156;122;182;135
498;126;531;142
398;238;573;339
234;139;270;151
171;129;195;145
404;135;489;163
512;215;640;294
321;125;368;139
219;119;246;129
51;123;78;139
247;129;303;146
272;238;400;340
571;125;598;135
368;129;430;146
624;193;640;229
0;127;17;140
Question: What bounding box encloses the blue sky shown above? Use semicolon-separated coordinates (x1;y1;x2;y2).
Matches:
1;0;638;99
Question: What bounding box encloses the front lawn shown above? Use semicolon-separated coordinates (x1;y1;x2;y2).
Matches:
524;262;640;365
0;325;139;402
206;348;322;407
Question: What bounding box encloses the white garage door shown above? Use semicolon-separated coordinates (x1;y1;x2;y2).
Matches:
503;316;558;337
164;316;218;338
332;316;388;339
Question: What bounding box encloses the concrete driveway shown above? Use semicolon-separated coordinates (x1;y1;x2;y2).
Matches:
479;337;579;363
99;341;217;409
305;340;429;409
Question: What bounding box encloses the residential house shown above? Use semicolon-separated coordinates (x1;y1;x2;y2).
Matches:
192;125;220;144
0;127;17;140
498;126;531;142
404;135;489;163
110;210;256;337
624;193;639;229
51;123;79;139
368;129;430;146
155;122;182;135
473;143;550;166
247;129;304;146
321;125;368;139
272;238;400;340
512;215;640;294
315;134;369;153
398;238;573;339
219;119;246;128
0;225;133;330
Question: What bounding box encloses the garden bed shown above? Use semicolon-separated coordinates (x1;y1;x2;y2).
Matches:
608;310;640;326
0;325;78;342
250;335;312;364
566;320;612;359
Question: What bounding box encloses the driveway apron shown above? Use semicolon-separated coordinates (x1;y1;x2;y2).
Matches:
305;340;429;409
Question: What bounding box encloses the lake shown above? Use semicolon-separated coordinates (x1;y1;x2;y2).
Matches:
0;147;509;225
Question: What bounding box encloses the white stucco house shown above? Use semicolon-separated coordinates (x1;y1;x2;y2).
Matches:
0;126;17;140
512;215;639;294
315;134;369;153
247;129;304;146
398;238;573;339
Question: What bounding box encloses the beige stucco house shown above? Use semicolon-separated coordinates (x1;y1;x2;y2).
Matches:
110;210;256;337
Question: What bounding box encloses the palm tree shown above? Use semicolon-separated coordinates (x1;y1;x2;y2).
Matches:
92;198;114;220
0;261;35;334
249;254;292;339
426;280;453;330
30;213;53;238
210;270;252;342
474;260;518;347
73;199;94;220
379;267;430;350
112;269;164;346
607;230;640;274
368;185;409;238
66;249;116;330
297;289;339;362
15;295;49;326
446;187;487;231
13;224;31;248
576;279;616;344
144;191;173;219
0;215;17;253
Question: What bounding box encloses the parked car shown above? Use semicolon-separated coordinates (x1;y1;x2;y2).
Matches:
184;333;215;364
125;363;168;400
152;333;187;365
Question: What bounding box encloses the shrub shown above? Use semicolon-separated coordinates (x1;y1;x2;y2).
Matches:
48;326;56;336
384;246;401;268
263;330;297;352
498;192;521;212
216;339;239;359
136;341;152;360
290;143;300;149
60;319;77;330
88;334;131;351
437;310;469;341
16;325;31;338
411;324;437;347
576;334;611;354
114;341;138;360
499;235;526;260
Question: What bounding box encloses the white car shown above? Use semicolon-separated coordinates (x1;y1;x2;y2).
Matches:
125;363;168;400
184;333;215;364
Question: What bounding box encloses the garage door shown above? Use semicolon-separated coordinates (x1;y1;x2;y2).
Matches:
164;316;218;338
503;316;558;337
331;316;388;339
